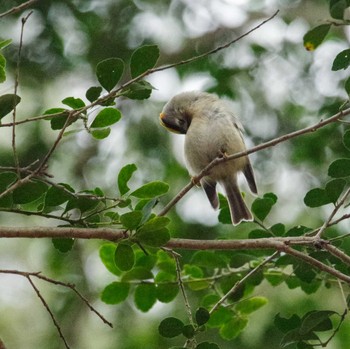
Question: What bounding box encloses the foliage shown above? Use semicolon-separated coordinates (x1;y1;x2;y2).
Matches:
1;1;350;349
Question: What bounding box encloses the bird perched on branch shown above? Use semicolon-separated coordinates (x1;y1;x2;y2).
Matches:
160;91;257;225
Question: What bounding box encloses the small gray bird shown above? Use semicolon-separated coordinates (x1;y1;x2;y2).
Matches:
160;91;257;225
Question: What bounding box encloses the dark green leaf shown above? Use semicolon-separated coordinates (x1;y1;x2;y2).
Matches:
328;158;350;177
286;225;312;237
130;181;169;198
101;282;130;304
44;185;74;207
118;163;138;195
0;56;5;83
12;180;48;204
122;80;154;100
274;313;301;333
251;193;276;221
0;94;21;119
120;211;143;230
86;86;103;103
99;244;121;276
280;328;319;348
91;128;111;139
52;238;74;253
130;45;160;78
300;310;336;335
196;342;220;349
190;251;227;269
158;317;184;338
271;223;285;236
343;129;350;150
0;172;17;207
65;195;99;214
345;77;350;96
182;325;195;339
303;24;331;51
330;0;349;19
135;227;170;247
91;108;122;128
196;307;210;326
96;57;124;91
332;49;350;71
293;261;316;283
134;283;157;312
304;188;330;207
325;178;346;203
114;243;135;271
62;97;85;110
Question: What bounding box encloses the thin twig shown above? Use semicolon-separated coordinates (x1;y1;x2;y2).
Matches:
0;0;38;18
26;275;71;349
210;252;279;314
315;187;350;239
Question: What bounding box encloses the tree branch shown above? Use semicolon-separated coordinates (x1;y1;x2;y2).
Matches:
0;0;38;18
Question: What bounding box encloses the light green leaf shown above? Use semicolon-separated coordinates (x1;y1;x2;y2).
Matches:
219;316;248;340
236;296;268;314
134;283;157;312
99;243;121;276
62;97;85;110
130;181;169;198
101;282;130;304
91;108;122;128
118;163;137;195
91;127;111;139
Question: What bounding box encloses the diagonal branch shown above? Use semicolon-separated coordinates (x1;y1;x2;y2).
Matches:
0;0;38;18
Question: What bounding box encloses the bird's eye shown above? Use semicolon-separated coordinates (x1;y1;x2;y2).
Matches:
178;118;185;125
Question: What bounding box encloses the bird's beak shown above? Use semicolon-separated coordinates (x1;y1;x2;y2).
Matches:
159;112;179;133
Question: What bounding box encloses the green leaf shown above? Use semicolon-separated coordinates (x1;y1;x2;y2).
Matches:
122;266;153;281
0;39;12;50
155;272;179;303
138;216;170;233
251;193;277;221
280;328;319;348
330;0;349;19
158;317;184;338
325;178;346;203
44;185;74;207
99;244;121;276
135;227;170;247
274;313;301;333
196;307;210;326
122;80;154;100
182;324;195;339
0;94;21;119
130;181;169;198
300;310;336;335
120;211;143;230
130;45;160;78
114;243;135;271
96;57;124;91
43;108;71;130
134;283;157;312
52;238;74;253
219;316;248;340
236;296;268;314
101;282;130;304
118;164;137;195
304;188;329;207
0;54;6;83
343;129;350;150
303;24;331;51
190;251;227;269
332;49;350;71
328;158;350;178
62;97;85;110
207;307;233;328
345;77;350;96
12;180;48;204
91;108;122;128
86;86;102;103
91;128;111;139
0;172;17;207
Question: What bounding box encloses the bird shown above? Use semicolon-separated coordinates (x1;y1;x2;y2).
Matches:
159;91;257;225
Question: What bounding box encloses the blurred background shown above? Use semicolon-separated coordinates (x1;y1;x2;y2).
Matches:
1;0;350;348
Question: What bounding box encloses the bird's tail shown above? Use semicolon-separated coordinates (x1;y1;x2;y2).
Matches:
222;180;253;225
